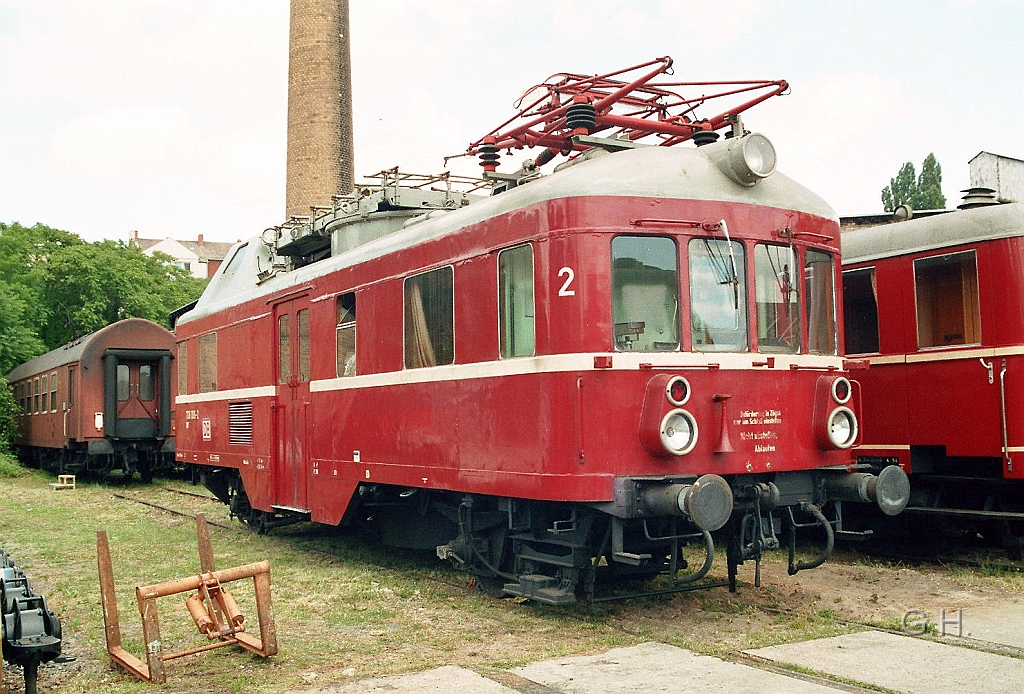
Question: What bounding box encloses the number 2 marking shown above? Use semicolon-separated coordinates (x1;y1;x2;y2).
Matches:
558;267;576;296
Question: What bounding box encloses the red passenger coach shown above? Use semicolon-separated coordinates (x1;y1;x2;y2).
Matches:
7;318;176;481
843;201;1024;544
176;59;908;603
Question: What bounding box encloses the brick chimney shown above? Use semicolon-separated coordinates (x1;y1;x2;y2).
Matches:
285;0;354;218
198;234;205;246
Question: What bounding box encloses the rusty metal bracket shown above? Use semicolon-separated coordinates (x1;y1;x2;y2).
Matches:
97;513;277;684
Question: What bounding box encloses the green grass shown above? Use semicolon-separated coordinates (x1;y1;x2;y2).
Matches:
3;471;1012;693
0;473;642;692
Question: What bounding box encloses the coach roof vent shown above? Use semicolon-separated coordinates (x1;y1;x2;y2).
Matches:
958;187;1000;209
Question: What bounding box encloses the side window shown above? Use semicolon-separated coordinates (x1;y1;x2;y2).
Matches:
842;268;879;354
67;367;75;407
498;245;535;358
117;364;130;401
754;243;800;353
805;250;838;356
34;377;40;414
278;315;291;384
50;372;58;411
336;293;356;377
198;333;218;393
177;341;189;395
915;251;980;349
612;236;679;351
404;266;455;368
139;365;155;401
297;308;311;382
689;238;748;352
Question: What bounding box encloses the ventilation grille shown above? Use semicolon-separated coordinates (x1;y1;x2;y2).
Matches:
229;401;253;446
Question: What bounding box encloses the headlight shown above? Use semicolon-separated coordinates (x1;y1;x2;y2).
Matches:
702;132;777;187
661;409;698;455
739;133;776;179
826;406;858;449
831;377;852;404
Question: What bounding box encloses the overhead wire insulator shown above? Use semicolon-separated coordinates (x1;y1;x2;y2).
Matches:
478;143;500;171
692;130;721;146
565;101;597;134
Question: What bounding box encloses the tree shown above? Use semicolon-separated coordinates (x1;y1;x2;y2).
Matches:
0;279;45;375
881;153;947;212
0;221;84;341
1;222;208;351
39;240;207;348
0;221;209;449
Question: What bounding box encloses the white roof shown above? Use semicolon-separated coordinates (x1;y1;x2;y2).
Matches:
841;202;1024;265
181;144;836;327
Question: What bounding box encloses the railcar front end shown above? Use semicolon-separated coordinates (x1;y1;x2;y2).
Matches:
175;61;908;603
6;318;176;481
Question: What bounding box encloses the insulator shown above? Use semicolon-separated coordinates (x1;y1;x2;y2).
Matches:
692;130;721;146
565;102;597;133
478;144;500;170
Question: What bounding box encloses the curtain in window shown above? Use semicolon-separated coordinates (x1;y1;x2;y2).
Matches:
805;251;836;355
405;282;436;368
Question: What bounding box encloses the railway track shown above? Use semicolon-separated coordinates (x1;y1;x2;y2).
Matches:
110;488;482;594
114;485;1024;612
110;492;234;530
111;488;740;603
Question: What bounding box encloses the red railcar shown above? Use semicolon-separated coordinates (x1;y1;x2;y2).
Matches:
842;201;1024;542
175;60;908;603
6;318;176;481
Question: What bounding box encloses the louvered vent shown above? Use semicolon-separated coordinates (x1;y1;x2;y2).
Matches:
229;401;253;446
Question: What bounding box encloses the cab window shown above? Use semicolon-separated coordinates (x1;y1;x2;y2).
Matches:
198;333;218;392
612;236;679;351
177;341;189;395
689;238;747;352
805;250;838;355
754;243;800;353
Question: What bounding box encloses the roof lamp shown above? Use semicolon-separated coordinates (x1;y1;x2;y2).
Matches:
706;132;777;187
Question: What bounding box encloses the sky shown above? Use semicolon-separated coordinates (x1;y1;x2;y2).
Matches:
1;0;1022;244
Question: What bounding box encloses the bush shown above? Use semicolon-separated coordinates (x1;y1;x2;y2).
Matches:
0;452;25;477
0;381;19;454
